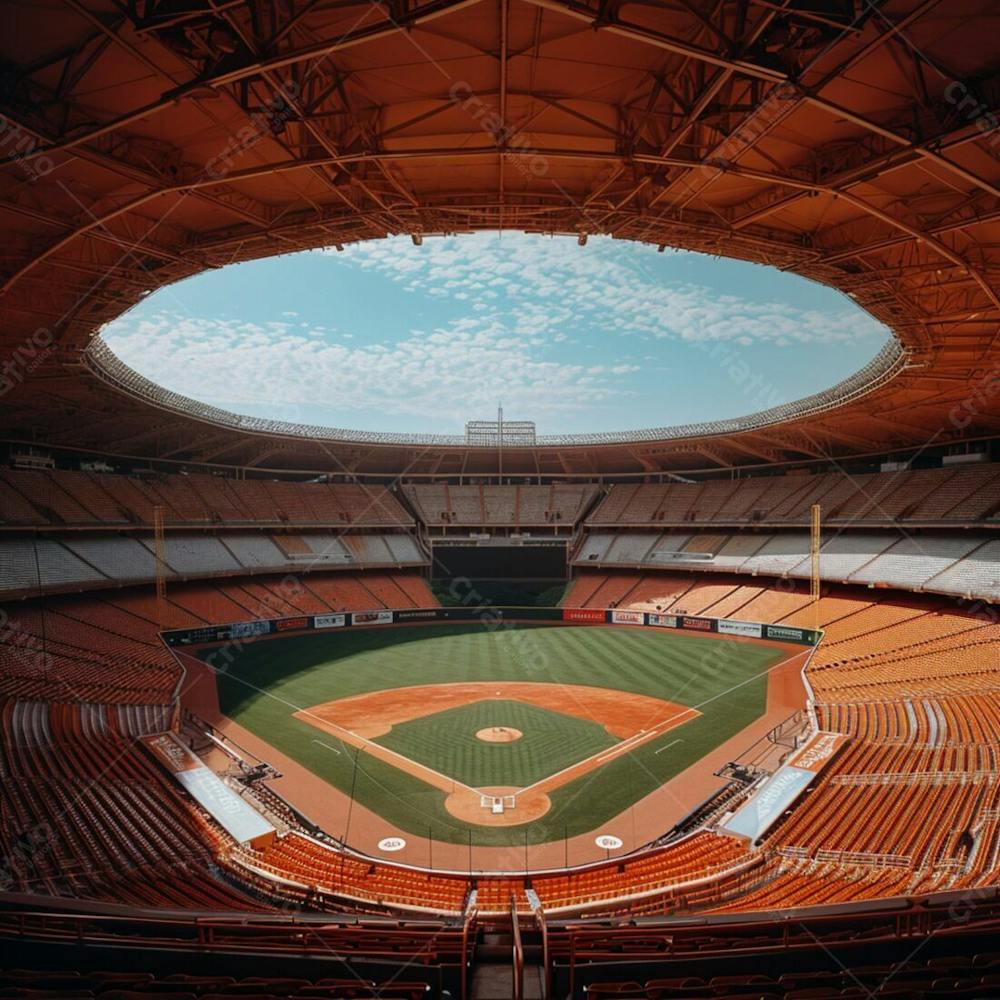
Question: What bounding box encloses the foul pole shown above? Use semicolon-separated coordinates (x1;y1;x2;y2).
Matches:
497;403;504;483
810;503;821;633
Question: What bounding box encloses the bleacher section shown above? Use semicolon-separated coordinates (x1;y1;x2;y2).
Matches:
404;482;596;526
572;529;999;601
586;463;1000;526
1;562;999;932
1;532;428;598
0;698;259;908
0;572;436;706
0;469;413;528
2;455;1000;951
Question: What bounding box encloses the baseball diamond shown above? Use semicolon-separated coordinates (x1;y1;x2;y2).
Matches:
206;621;799;848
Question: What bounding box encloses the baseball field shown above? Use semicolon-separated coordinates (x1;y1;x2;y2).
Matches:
209;622;789;847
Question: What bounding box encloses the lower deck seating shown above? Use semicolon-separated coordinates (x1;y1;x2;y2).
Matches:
243;833;469;912
555;571;1000;910
4;566;1000;923
0;698;260;909
528;833;751;912
709;856;917;913
243;830;754;916
0;572;436;706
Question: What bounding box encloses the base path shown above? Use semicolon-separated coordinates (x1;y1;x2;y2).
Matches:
177;632;810;866
294;681;699;826
294;680;691;740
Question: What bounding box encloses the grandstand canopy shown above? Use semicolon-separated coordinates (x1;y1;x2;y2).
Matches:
1;0;998;474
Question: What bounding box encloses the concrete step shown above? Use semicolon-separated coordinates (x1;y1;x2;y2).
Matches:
470;960;511;999
469;959;544;999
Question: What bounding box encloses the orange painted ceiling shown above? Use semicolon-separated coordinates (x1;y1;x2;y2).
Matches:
0;0;998;475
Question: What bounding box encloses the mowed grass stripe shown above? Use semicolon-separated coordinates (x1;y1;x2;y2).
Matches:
212;623;785;846
536;627;647;693
553;627;735;707
374;700;617;788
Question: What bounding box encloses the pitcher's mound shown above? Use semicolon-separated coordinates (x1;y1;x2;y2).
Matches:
477;726;522;743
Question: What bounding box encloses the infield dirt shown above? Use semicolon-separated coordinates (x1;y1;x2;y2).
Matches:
293;681;699;825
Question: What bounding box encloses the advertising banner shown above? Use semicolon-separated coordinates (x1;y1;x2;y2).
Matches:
352;610;394;626
787;731;848;773
275;616;310;632
681;616;715;632
611;610;644;625
160;605;796;649
563;608;606;623
765;624;820;645
718;619;763;639
231;620;272;639
164;625;233;646
647;614;678;629
313;613;346;629
724;766;815;842
394;610;437;621
723;731;845;841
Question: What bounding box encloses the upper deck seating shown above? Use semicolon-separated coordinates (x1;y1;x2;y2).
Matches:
585;464;1000;526
0;468;415;528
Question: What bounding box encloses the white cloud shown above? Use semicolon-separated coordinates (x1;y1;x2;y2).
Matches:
101;311;636;429
101;233;887;432
334;233;886;346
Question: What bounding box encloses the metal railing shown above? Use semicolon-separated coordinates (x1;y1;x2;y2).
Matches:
511;893;524;1000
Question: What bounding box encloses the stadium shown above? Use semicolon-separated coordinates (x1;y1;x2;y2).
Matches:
1;1;1000;998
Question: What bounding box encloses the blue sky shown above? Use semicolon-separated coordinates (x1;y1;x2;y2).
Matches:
101;233;889;436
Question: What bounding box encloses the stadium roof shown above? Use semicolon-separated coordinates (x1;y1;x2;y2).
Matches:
1;0;998;475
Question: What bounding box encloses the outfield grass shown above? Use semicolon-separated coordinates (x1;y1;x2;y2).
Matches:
210;623;786;846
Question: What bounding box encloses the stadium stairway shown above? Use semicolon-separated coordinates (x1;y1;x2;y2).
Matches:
470;919;545;1000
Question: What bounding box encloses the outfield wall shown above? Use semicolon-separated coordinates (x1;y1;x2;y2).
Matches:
161;606;821;647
